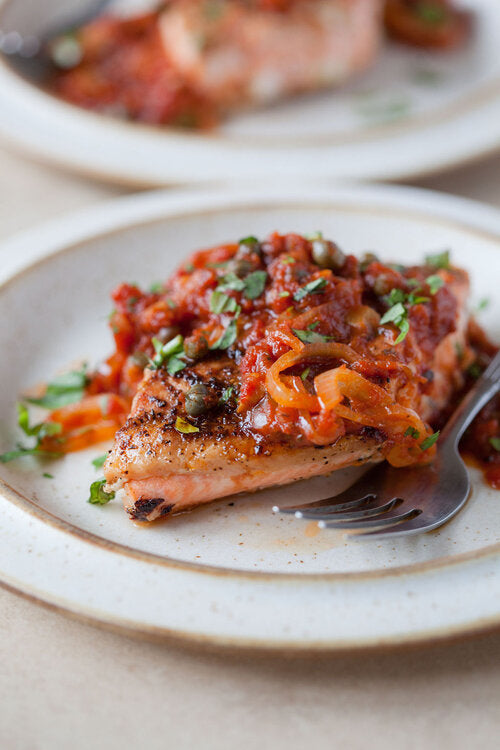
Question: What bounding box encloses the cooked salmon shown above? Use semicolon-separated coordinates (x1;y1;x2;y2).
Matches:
102;232;471;522
159;0;383;108
104;357;386;520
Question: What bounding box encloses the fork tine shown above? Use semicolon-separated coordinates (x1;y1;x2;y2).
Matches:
350;512;443;539
276;493;375;517
318;507;421;531
297;497;402;521
274;466;380;514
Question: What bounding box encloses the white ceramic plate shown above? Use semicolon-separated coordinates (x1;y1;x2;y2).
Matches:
0;184;500;651
0;0;499;185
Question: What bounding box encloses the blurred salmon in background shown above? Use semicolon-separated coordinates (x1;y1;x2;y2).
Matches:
158;0;383;109
49;0;473;127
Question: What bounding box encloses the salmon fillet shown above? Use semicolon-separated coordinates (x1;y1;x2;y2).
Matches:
103;256;470;522
105;357;386;521
159;0;383;108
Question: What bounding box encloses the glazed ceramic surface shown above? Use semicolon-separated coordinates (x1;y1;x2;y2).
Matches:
0;184;499;649
0;0;498;184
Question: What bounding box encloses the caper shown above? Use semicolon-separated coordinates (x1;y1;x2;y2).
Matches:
227;257;254;279
311;239;345;270
360;252;380;272
156;325;179;344
373;274;394;297
185;383;217;417
130;350;149;368
183;335;208;361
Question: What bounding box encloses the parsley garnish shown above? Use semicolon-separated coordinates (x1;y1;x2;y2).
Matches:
425;250;450;269
415;2;447;24
216;271;245;292
425;274;444;295
420;431;440;451
210;317;239;350
293;328;332;344
27;367;88;409
149;282;163;293
278;291;290;298
239;235;258;247
88;478;115;505
149;335;186;375
175;416;199;434
301;367;310;381
220;386;234;403
243;271;267;300
0;403;63;463
381;278;438;344
475;298;490;313
293;277;327;302
282;256;295;265
91;453;108;469
210;291;239;314
404;426;420;439
216;270;268;300
43;472;54;479
490;437;500;452
468;362;482;379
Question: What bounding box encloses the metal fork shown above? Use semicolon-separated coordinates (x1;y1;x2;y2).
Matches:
274;349;500;540
0;0;114;78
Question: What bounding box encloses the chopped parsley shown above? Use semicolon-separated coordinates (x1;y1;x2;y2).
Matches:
220;386;234;403
425;250;450;269
239;235;259;247
282;256;295;265
88;478;115;505
380;302;410;344
415;2;447;24
380;275;442;345
210;316;239;350
490;437;500;452
301;367;311;382
278;291;291;298
420;431;440;451
425;274;444;295
43;472;54;479
149;282;163;294
216;271;245;292
216;270;268;300
91;453;108;470
293;277;327;302
404;426;421;439
210;291;239;314
475;297;490;313
27;366;88;409
293;328;332;345
175;416;199;434
0;403;63;463
149;334;186;375
468;362;482;379
243;271;268;300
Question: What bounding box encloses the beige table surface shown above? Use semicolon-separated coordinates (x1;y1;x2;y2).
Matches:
1;144;500;750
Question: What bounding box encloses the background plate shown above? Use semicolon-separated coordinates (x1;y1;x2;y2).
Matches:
0;184;499;650
0;0;499;184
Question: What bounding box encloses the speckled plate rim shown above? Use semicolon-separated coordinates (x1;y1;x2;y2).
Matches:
1;183;500;651
0;0;500;184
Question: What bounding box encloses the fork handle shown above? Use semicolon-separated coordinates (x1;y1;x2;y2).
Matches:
441;350;500;449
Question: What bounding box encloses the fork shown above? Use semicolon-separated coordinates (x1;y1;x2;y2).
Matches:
274;349;500;539
0;0;115;78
